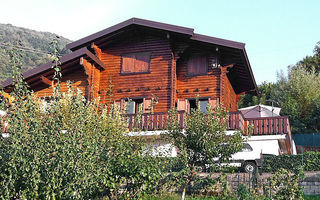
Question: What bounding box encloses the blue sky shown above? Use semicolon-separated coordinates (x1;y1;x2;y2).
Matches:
0;0;319;84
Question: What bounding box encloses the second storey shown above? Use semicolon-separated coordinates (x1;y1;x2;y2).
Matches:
2;18;258;114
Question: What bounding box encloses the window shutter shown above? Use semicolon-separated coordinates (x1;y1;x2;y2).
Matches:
113;100;121;110
177;99;187;111
143;98;152;113
122;54;135;73
208;98;217;111
200;100;209;113
126;100;135;114
188;55;207;75
135;54;149;72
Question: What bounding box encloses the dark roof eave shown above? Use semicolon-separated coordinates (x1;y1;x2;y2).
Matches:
241;48;259;95
66;17;194;51
2;47;105;88
191;33;245;49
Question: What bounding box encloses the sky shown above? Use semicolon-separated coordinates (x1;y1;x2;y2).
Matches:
0;0;319;84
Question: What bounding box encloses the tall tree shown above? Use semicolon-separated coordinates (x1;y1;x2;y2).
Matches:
297;41;320;73
238;82;275;108
271;66;320;133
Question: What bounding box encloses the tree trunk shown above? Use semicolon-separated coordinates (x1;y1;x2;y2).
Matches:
181;169;197;200
181;187;186;200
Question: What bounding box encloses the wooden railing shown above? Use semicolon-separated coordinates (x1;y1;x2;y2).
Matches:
243;116;290;135
125;111;291;136
127;111;184;131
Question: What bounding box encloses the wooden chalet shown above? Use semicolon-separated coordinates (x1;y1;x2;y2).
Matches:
1;18;294;153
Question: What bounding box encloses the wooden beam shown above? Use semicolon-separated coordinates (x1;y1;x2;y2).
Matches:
40;76;52;86
91;42;102;60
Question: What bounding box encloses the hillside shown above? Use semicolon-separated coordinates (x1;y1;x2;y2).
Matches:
0;23;72;82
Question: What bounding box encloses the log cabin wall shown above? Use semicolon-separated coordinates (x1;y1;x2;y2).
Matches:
176;53;220;102
98;35;172;112
221;71;238;112
33;65;89;98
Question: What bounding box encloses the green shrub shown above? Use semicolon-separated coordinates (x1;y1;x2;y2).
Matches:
0;49;166;199
262;152;320;172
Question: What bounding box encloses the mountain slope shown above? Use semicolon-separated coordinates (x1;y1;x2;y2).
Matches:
0;23;72;82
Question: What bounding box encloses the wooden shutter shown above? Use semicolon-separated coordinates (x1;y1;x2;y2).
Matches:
209;98;217;110
126;100;135;114
135;54;149;72
113;100;121;110
143;98;152;113
200;100;209;113
177;99;187;111
122;54;135;73
188;55;207;75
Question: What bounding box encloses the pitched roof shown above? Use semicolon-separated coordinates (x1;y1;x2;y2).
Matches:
67;18;246;51
2;18;258;95
66;18;195;51
2;47;105;88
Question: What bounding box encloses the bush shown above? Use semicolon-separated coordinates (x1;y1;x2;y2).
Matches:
0;88;166;199
262;152;320;172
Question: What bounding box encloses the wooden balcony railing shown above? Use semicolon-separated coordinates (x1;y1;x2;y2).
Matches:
243;116;290;135
126;111;292;137
127;111;184;131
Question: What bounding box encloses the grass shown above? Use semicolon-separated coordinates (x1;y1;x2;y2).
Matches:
304;195;320;200
142;194;320;200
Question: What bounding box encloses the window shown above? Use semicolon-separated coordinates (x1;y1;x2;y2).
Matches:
121;52;151;74
241;143;253;152
188;99;209;113
188;54;207;75
126;98;144;114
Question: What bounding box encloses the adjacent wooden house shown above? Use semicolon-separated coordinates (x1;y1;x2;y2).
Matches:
1;18;294;154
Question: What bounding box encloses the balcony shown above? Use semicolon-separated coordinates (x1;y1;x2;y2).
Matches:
126;111;292;136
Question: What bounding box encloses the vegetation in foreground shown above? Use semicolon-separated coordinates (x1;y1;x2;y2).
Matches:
238;42;320;134
0;43;311;199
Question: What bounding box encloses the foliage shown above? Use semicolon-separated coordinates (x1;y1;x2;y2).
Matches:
0;23;71;82
272;66;320;133
264;168;305;200
0;49;166;199
297;41;320;74
238;42;320;134
238;81;275;108
262;152;320;172
165;102;244;199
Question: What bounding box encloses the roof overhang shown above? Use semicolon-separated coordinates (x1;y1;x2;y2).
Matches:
3;18;258;95
2;47;105;88
66;18;194;51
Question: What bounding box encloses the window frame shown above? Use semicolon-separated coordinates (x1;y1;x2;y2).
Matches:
187;54;209;76
120;52;152;75
186;97;211;114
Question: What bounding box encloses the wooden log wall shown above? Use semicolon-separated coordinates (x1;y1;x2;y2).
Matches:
98;35;172;112
176;54;220;101
80;57;101;100
220;67;238;112
33;65;89;98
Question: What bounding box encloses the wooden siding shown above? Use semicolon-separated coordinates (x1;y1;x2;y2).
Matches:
33;66;89;98
98;35;172;112
176;54;220;101
220;66;238;112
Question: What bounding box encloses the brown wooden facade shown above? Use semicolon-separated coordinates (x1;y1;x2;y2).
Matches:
2;18;296;153
2;18;258;115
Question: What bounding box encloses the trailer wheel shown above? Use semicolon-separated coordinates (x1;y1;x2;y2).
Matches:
243;162;257;173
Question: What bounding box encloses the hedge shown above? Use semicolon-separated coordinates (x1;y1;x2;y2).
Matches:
262;152;320;172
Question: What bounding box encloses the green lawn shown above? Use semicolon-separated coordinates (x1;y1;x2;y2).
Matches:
142;194;320;200
304;195;320;200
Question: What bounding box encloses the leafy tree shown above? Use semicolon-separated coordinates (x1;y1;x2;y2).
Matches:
271;66;320;133
297;41;320;73
165;103;244;200
0;47;166;199
238;82;275;108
